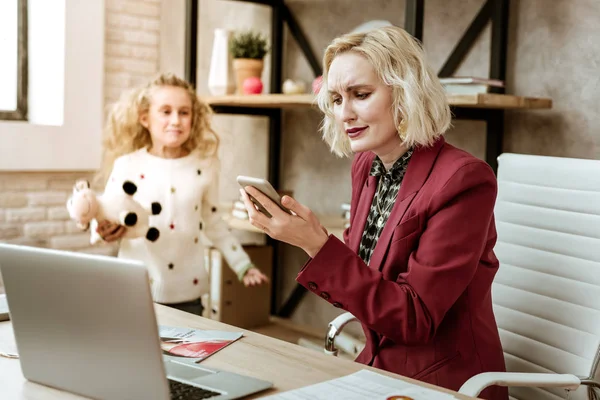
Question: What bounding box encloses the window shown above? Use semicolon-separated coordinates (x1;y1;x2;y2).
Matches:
0;0;28;121
0;0;103;171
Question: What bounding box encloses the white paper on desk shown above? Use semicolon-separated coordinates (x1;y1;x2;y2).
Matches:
263;369;457;400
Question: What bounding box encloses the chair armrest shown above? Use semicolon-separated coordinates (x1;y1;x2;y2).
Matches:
324;312;358;356
458;372;581;397
332;331;364;358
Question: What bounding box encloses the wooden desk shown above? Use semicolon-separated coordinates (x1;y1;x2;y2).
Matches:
0;304;478;399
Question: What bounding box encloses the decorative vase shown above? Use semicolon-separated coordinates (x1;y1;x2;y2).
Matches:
208;29;235;96
232;58;264;94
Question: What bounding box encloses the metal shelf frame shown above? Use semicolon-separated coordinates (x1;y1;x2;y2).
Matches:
184;0;510;318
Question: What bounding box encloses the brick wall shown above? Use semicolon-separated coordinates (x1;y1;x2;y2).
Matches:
0;172;115;253
105;0;161;104
0;0;162;293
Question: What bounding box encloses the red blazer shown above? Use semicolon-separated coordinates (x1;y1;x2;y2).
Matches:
297;138;507;400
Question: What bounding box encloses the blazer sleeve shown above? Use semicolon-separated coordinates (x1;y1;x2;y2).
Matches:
296;161;497;345
342;152;370;246
342;155;357;246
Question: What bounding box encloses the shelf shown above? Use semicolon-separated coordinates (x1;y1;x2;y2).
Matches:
446;93;552;109
223;213;346;241
205;94;315;109
204;93;552;110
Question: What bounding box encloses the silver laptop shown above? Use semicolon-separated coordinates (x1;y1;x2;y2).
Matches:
0;243;273;400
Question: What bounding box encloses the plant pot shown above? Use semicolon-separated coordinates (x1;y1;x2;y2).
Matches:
233;58;264;94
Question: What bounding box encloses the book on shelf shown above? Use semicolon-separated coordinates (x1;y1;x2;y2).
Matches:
233;200;247;212
231;200;249;220
341;202;350;229
231;209;249;220
439;76;504;86
440;76;504;95
159;325;243;363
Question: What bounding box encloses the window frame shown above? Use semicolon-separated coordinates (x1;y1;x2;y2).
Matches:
0;0;28;121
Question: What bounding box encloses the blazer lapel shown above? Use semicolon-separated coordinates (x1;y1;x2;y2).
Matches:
350;174;377;253
367;138;446;270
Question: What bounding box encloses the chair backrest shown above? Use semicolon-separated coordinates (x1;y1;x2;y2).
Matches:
493;153;600;400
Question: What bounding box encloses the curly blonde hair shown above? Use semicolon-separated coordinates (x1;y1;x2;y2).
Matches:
96;73;219;186
316;26;452;157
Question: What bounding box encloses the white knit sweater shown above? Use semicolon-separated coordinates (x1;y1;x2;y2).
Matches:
104;148;251;304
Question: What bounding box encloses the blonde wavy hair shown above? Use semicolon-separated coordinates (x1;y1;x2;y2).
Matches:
96;73;219;186
317;26;451;157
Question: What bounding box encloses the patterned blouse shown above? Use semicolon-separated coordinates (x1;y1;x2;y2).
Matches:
358;149;414;265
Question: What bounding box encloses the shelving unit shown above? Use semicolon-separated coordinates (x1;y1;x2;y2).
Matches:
205;93;552;110
186;0;553;320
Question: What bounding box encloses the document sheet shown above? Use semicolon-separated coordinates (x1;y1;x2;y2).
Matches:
263;369;458;399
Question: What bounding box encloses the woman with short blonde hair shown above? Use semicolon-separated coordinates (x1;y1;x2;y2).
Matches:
240;26;507;400
317;25;452;157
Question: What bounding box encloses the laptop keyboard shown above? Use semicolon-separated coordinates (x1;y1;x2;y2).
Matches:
169;379;221;399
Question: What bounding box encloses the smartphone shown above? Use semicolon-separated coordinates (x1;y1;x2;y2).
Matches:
237;175;292;217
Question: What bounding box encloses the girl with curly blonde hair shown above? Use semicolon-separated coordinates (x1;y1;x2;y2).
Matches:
93;73;268;315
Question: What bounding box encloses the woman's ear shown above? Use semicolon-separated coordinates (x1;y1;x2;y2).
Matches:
139;112;149;129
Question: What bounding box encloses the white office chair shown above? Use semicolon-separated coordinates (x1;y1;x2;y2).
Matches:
325;312;361;357
325;153;600;399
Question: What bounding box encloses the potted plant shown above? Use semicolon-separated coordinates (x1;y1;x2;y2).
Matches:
229;30;269;94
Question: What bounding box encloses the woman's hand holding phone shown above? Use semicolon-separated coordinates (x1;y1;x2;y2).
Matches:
236;176;292;217
239;186;329;258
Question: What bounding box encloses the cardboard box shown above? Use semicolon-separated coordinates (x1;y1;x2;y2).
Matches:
207;245;273;329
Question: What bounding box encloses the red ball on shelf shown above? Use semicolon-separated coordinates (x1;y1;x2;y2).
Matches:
242;77;263;95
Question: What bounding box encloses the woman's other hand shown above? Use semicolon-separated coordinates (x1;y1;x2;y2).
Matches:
239;187;329;258
96;220;127;242
242;267;269;287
